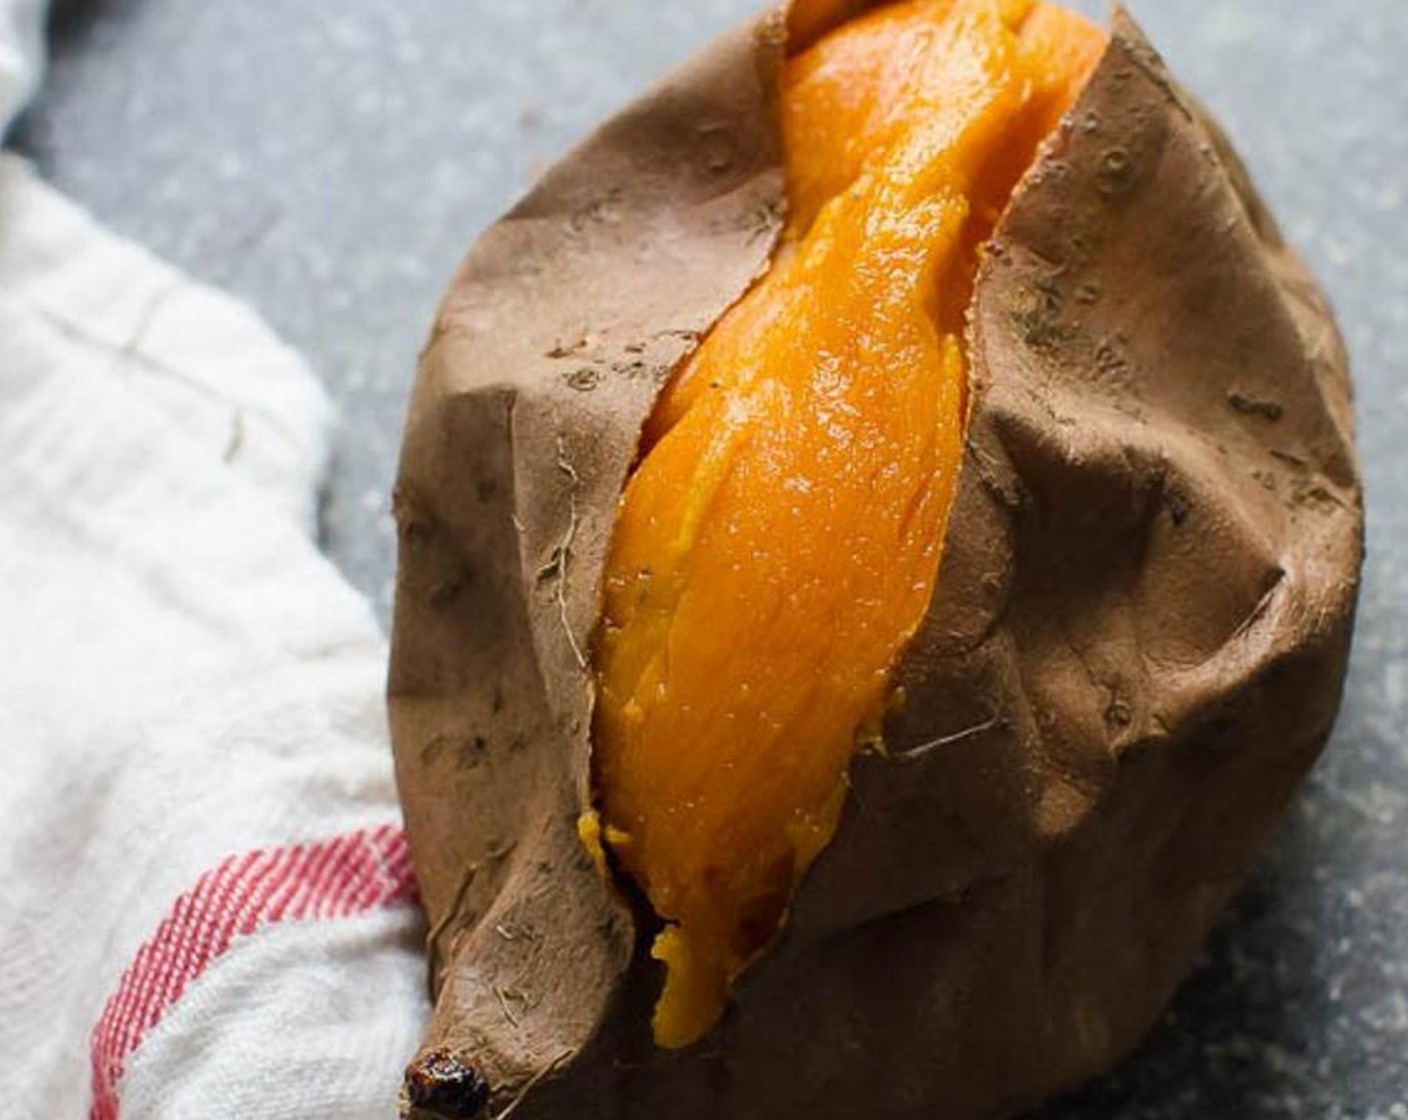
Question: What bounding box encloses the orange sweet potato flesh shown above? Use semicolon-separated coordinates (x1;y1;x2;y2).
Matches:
592;0;1104;1048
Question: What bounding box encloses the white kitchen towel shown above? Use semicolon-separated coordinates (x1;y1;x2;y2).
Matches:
0;6;429;1119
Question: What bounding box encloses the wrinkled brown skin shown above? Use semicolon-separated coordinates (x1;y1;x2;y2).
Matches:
388;7;1363;1119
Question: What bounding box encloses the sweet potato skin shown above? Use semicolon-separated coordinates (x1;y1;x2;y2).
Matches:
389;7;1362;1119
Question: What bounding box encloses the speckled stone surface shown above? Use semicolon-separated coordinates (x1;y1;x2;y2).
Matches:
9;0;1405;1114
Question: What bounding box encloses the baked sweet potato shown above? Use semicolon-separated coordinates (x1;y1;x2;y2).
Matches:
388;2;1363;1117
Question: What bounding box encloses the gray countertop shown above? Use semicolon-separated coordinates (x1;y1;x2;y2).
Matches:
11;0;1406;1115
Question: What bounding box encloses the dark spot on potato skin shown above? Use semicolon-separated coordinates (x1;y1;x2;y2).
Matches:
420;732;501;772
566;188;625;235
1227;390;1285;421
1164;488;1191;526
1104;693;1133;730
459;736;490;771
1013;277;1071;351
1096;146;1134;194
404;1050;490;1119
565;367;600;392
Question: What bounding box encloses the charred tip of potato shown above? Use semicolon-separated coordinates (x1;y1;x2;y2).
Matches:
403;1050;491;1119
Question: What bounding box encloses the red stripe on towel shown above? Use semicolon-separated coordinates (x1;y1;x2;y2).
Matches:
87;824;417;1120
